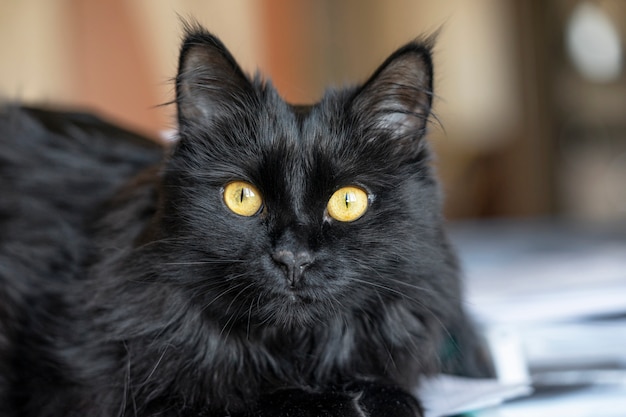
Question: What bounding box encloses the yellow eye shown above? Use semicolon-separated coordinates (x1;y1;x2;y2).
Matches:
327;186;369;222
223;181;263;217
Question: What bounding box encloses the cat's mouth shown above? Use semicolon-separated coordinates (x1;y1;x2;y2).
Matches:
257;282;336;328
284;290;320;305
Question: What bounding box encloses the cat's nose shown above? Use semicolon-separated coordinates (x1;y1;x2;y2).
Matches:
272;250;313;287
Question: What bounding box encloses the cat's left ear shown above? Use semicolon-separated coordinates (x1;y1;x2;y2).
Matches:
175;24;255;128
351;38;435;142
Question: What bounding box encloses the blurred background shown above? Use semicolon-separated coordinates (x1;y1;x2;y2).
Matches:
2;0;625;222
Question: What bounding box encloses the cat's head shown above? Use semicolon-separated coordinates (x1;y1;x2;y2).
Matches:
155;25;457;331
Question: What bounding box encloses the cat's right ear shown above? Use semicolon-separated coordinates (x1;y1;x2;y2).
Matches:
175;25;255;128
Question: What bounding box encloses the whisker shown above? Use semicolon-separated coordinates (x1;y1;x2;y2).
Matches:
246;296;256;340
345;276;406;298
160;260;246;266
219;281;256;338
198;283;245;313
140;345;170;386
346;270;455;346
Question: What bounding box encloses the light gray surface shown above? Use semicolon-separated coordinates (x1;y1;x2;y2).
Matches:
447;219;626;417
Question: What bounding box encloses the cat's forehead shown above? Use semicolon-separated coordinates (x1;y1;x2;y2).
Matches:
194;87;405;194
255;89;353;152
254;100;338;175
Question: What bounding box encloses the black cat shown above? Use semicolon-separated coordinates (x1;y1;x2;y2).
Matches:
0;24;490;417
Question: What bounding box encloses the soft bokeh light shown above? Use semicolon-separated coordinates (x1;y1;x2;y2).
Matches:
566;2;623;83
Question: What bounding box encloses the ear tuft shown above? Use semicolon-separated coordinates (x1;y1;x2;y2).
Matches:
176;23;254;128
352;37;435;141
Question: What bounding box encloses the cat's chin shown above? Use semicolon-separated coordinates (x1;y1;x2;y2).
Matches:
260;292;333;329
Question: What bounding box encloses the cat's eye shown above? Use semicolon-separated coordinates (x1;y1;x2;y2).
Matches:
326;186;369;222
223;181;263;217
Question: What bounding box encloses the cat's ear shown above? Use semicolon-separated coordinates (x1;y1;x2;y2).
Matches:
351;38;435;142
175;25;255;127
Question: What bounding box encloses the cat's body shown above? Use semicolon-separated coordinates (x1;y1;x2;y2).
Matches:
0;26;489;417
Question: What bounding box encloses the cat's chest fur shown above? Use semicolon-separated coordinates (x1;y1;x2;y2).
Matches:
106;292;427;412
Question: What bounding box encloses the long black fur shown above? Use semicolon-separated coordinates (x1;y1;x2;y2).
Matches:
0;26;490;417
